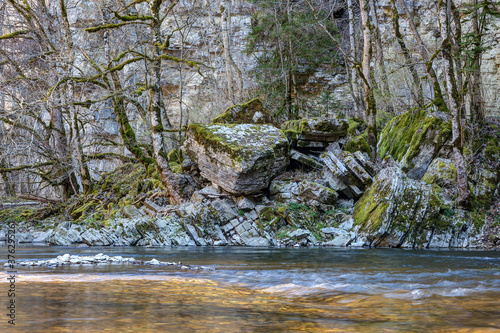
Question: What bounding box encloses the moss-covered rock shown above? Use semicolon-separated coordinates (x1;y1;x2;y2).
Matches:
470;168;498;208
283;117;348;142
422;158;457;188
212;98;271;124
354;167;450;248
184;123;289;195
344;134;371;156
378;110;452;180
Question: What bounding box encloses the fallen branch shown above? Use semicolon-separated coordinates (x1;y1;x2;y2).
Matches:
17;194;63;204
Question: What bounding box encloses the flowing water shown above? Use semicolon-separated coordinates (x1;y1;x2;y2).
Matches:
1;246;499;332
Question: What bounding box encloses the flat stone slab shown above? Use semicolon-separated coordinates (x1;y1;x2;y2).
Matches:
184;123;289;195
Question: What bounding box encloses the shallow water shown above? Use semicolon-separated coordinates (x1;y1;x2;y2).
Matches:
1;246;500;332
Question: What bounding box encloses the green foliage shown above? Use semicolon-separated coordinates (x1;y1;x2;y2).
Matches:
245;0;341;121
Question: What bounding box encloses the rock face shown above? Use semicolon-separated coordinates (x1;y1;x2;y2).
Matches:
184;123;289;195
378;110;451;180
353;167;483;248
212;98;271;124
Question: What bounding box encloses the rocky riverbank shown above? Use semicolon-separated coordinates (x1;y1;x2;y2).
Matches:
2;102;499;249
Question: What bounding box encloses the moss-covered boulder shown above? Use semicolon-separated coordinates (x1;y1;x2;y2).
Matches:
184;123;289;195
212;98;271;124
283;117;348;146
353;167;451;248
378;110;451;180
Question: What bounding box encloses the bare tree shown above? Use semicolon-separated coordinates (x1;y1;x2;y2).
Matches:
439;0;470;207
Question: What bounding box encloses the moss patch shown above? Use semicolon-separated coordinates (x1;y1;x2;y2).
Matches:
378;109;451;172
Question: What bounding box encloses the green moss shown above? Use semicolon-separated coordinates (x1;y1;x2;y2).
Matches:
378;110;451;171
344;134;371;155
71;201;97;220
353;180;391;232
348;118;364;135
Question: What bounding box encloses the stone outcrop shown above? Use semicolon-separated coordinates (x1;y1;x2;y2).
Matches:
377;110;452;180
184;123;289;195
353;167;484;248
322;151;374;199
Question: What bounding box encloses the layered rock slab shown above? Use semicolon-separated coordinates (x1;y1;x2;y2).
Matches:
184;123;289;195
353;167;484;248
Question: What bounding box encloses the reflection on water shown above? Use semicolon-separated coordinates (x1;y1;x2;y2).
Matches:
1;246;500;332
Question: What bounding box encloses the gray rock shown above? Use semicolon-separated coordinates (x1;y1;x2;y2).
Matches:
151;217;195;246
81;228;117;246
210;199;239;224
32;230;54;243
288;228;312;240
323;234;352;247
322;151;372;199
422;158;456;188
244;237;270;247
297;180;338;205
185;224;207;246
237;197;256;211
290;149;324;169
353;167;479;249
49;222;83;245
16;233;34;243
117;219;143;246
184;123;290;195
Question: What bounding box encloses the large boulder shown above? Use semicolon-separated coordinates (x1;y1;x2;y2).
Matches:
378;110;451;180
353;167;484;248
184;123;289;195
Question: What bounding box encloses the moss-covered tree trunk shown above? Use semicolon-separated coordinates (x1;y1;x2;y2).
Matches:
439;0;470;207
150;0;187;205
359;0;377;159
109;72;154;168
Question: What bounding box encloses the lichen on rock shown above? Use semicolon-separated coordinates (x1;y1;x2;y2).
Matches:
184;123;289;195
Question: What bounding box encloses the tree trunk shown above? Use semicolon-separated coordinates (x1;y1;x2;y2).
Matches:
347;0;360;115
369;0;393;112
390;0;423;106
398;0;447;112
220;0;234;102
150;1;187;205
439;0;470;207
359;0;377;159
469;0;484;125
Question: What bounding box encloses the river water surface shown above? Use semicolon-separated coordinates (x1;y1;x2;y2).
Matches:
1;246;499;332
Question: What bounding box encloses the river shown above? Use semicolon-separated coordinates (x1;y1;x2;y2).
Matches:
1;246;499;332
